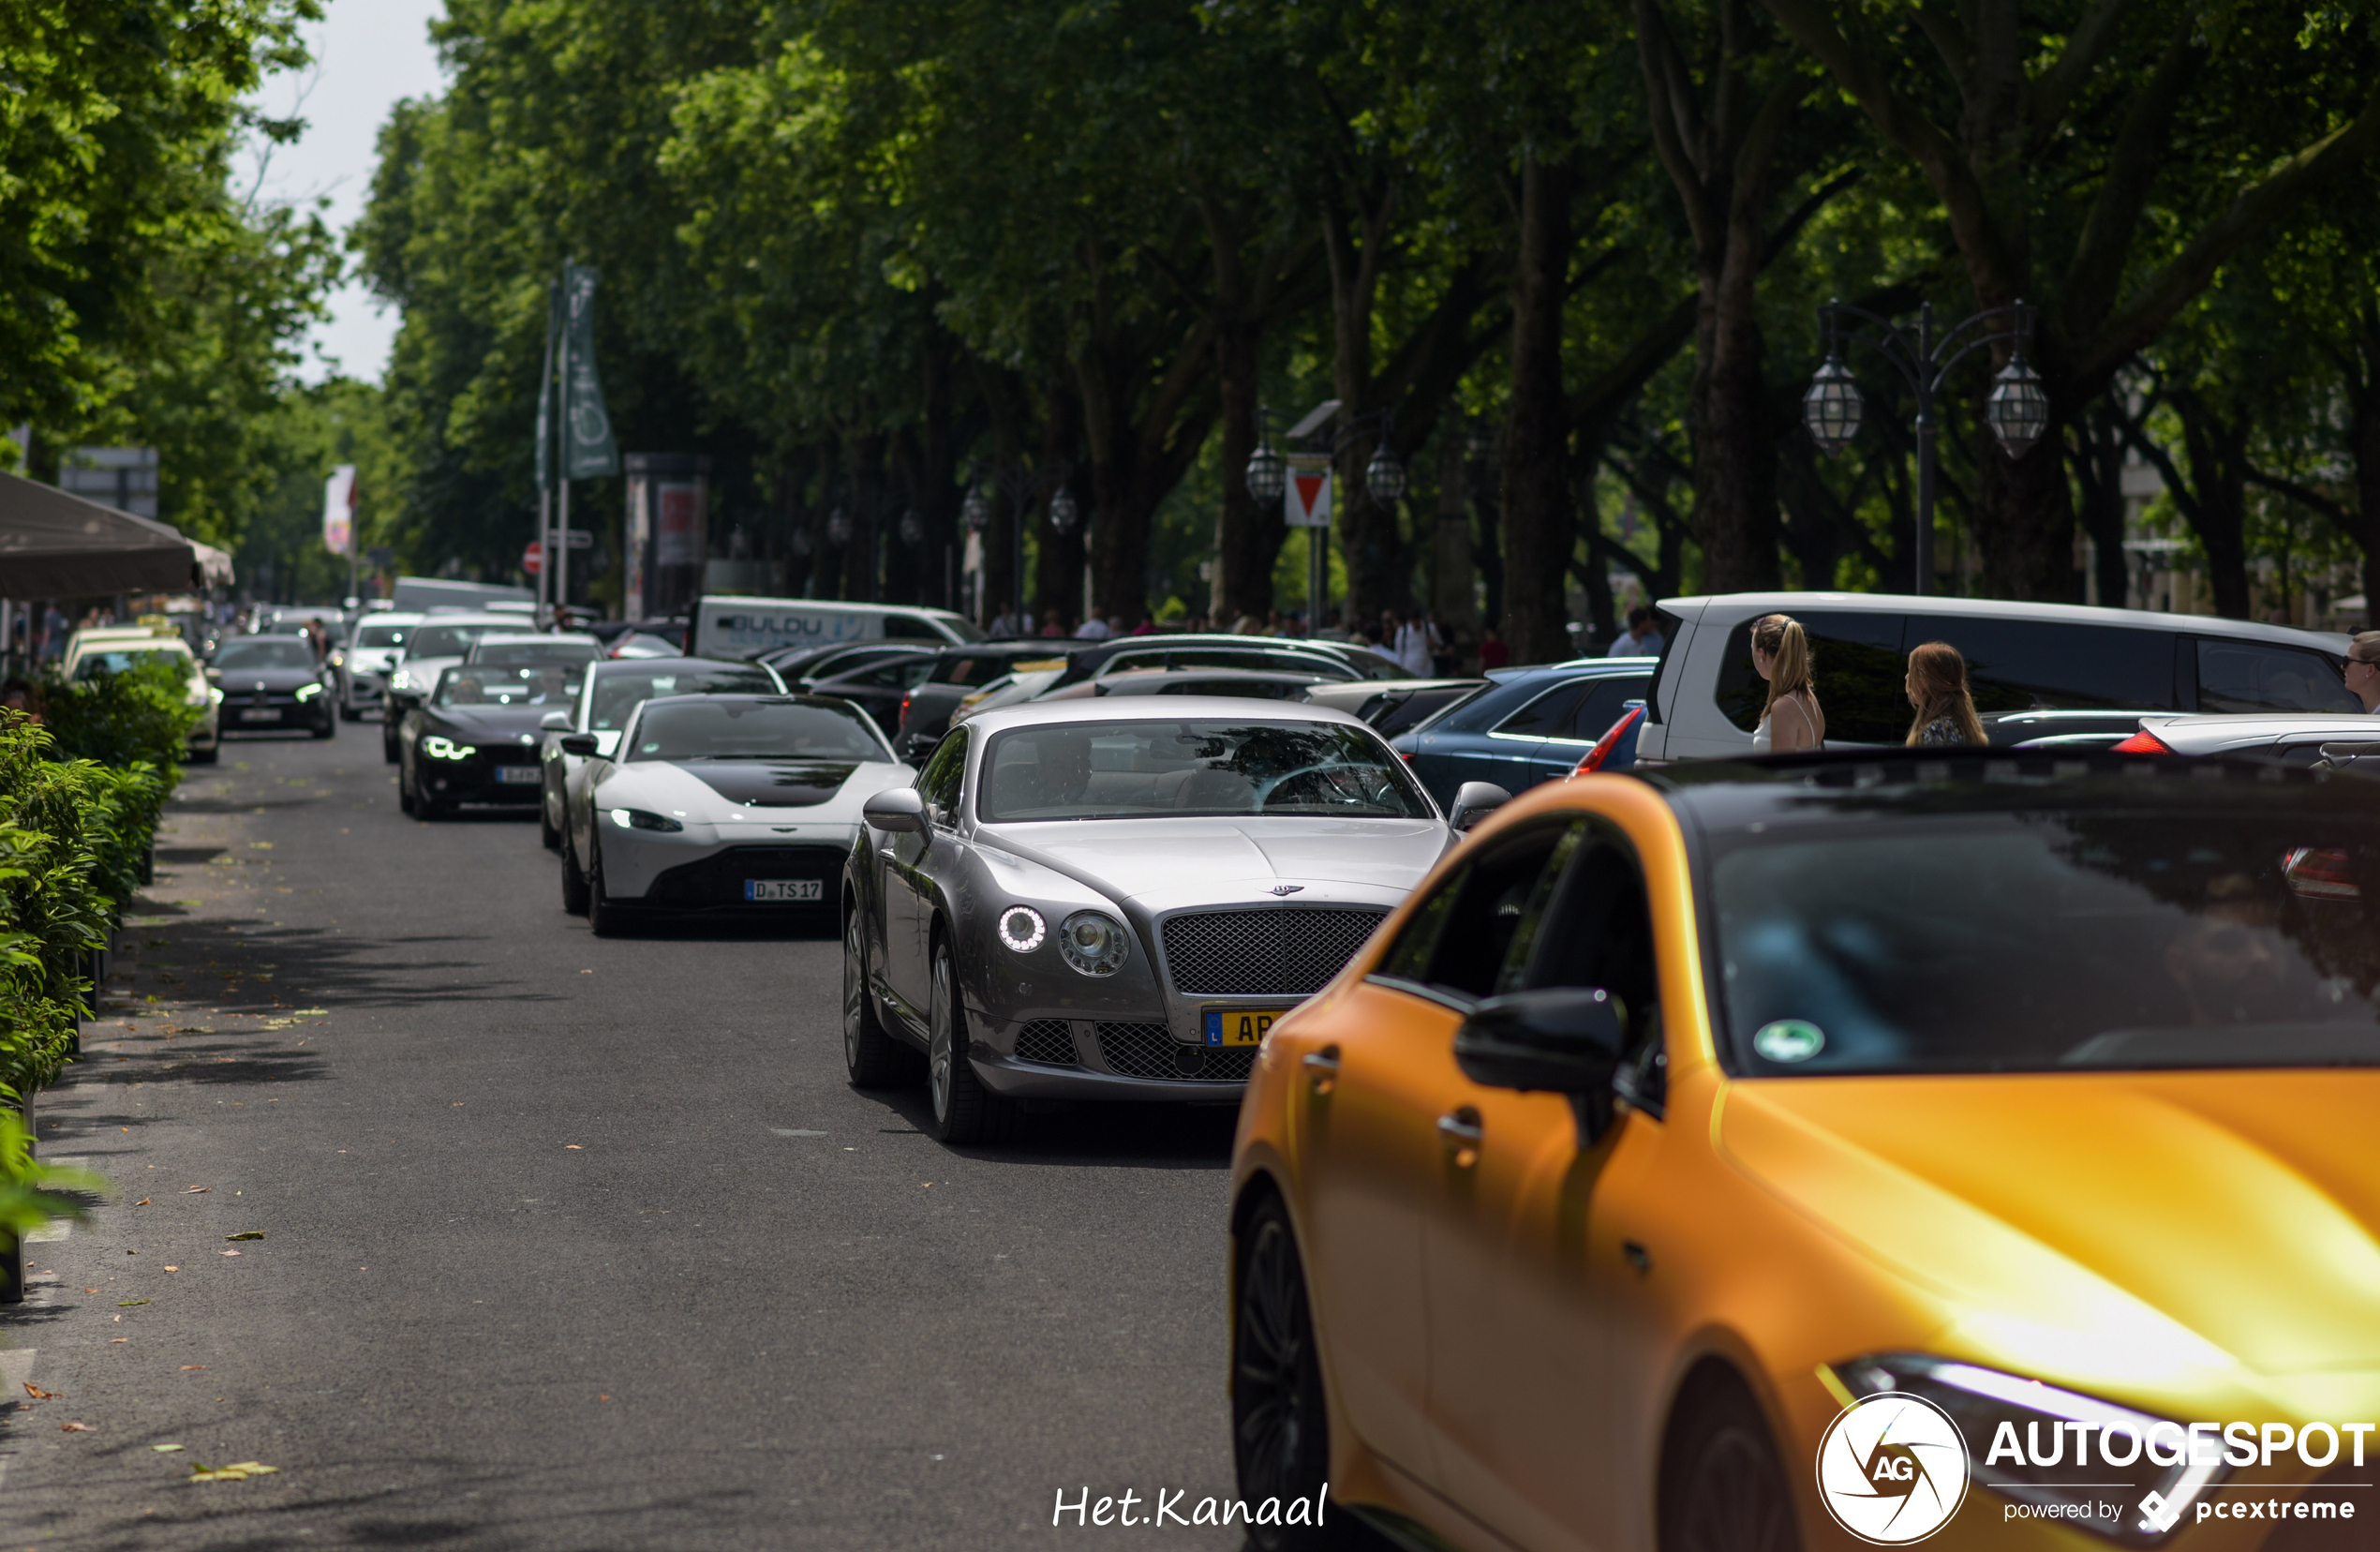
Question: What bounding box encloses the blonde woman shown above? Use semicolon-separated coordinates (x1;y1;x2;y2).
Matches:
1750;614;1824;753
1905;641;1987;746
2344;632;2380;712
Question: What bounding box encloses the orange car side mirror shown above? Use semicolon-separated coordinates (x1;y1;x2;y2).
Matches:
1454;987;1627;1140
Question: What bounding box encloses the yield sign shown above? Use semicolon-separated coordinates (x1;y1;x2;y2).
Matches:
522;539;543;576
1285;456;1332;529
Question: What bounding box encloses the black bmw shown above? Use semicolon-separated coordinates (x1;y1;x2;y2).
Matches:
207;635;335;739
399;662;583;819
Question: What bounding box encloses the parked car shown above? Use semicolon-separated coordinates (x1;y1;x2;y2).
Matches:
538;657;785;850
802;649;950;737
1228;747;2380;1552
1044;633;1407;691
1393;659;1657;808
397;662;579;819
335;611;422;722
1638;590;2358;761
842;699;1502;1144
687;595;985;660
946;666;1069;727
559;694;915;936
204;635;335;741
1072;667;1335;703
2112;709;2380;763
65;626;221;761
1302;677;1488;739
896;643;1079;758
378;614;539;763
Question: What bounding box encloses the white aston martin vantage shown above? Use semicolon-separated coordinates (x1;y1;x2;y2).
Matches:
558;693;915;935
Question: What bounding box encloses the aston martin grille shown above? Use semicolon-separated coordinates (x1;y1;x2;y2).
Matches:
1159;907;1389;996
1012;1020;1078;1067
1093;1022;1254;1082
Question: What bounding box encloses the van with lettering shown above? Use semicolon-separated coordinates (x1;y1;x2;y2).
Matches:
687;597;985;661
1637;591;2358;760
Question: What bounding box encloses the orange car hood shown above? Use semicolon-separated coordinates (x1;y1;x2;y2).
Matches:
1717;1071;2380;1381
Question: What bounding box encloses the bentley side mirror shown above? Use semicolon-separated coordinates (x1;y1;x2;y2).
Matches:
863;787;928;834
540;710;571;732
1453;986;1629;1143
1447;781;1512;833
558;733;599;756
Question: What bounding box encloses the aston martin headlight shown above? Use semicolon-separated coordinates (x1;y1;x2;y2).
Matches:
1058;911;1129;977
996;905;1046;952
1830;1355;2225;1545
294;683;322;700
608;807;682;832
423;735;476;760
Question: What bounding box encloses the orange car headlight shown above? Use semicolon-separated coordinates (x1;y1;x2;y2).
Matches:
1832;1355;2226;1545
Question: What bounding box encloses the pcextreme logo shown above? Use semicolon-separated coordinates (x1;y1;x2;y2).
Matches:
1816;1393;1970;1545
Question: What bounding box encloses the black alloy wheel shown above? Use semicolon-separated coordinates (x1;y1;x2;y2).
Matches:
559;831;589;915
382;724;401;764
926;935;1014;1144
842;896;918;1087
1660;1378;1801;1552
397;752;417;815
1232;1197;1352;1551
586;836;629;937
539;785;561;851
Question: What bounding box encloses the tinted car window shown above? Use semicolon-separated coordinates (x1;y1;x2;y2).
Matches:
214;639;318;671
1102;648;1357;679
589;666;778;730
884;615;949;640
406;624;490;660
2196;638;2358;714
840;656;938;691
1151;678;1310;699
630;699;887;761
355;623;408;648
1918;618;2176;716
1715;612;1907;742
472;639;600;667
1374;821;1581;1001
1496;679;1599;738
916;729;967;820
437;664;580;707
74;646;187;679
1565;677;1651;739
930;651;1064;687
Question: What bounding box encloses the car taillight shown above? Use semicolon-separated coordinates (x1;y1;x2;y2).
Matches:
2284;847;2361;900
900;692;914;722
1570;705;1646;777
2111;729;2174;754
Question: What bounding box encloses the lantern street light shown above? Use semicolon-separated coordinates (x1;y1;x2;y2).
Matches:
899;508;925;548
1802;297;2044;597
962;485;991;532
1244;440;1287;504
1049;485;1080;537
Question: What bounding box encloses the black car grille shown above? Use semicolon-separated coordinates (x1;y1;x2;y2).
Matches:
1094;1022;1256;1082
646;843;844;906
1012;1020;1078;1067
1159;907;1390;996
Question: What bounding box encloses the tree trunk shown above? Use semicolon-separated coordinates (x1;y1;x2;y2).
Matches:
1500;154;1576;665
1211;313;1277;622
840;429;885;603
1323;194;1397;633
1037;385;1083;631
2352;366;2380;618
2069;396;2133;609
1691;173;1781;591
1972;403;2075;600
917;330;958;609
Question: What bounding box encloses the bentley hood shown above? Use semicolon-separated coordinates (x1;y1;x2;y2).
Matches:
984;816;1448;915
1718;1071;2380;1385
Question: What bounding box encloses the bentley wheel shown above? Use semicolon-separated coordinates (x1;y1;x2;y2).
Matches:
560;833;589;916
1232;1197;1350;1551
1661;1376;1799;1552
927;935;1014;1144
842;898;915;1088
587;838;631;937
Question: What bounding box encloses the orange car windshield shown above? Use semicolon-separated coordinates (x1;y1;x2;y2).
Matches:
1712;807;2380;1074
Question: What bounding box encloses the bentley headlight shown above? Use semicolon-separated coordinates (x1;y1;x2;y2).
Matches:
608;807;683;832
1058;911;1129;977
996;905;1046;952
423;736;477;761
295;683;322;701
1830;1355;2226;1545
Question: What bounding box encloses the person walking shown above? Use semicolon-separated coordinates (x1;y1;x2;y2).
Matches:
1478;624;1509;670
1750;613;1824;753
1392;609;1435;677
1609;606;1664;657
1904;640;1987;746
2344;633;2380;711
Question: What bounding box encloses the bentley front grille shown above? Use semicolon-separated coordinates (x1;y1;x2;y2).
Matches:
1159;907;1390;996
1012;1019;1078;1067
1094;1022;1256;1082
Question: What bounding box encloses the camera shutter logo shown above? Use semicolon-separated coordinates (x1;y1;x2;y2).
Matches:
1816;1392;1970;1544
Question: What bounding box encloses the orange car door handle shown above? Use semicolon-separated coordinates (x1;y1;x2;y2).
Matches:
1302;1047;1340;1096
1437;1108;1483;1167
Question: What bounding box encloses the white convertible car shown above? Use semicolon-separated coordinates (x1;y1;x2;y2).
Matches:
558;693;914;935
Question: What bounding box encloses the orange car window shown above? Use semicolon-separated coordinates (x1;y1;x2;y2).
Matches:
1376;821;1577;1001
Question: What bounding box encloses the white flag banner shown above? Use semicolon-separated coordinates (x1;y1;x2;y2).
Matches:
322;465;357;556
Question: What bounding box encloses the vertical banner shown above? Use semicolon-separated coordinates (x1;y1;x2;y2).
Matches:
322;465;357;556
535;282;559;494
560;261;619;481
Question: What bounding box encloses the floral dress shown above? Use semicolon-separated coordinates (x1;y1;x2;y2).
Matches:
1919;716;1971;747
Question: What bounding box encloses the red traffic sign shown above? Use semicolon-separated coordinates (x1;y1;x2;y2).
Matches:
523;539;543;576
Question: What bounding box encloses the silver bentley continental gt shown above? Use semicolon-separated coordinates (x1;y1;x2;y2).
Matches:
842;698;1510;1143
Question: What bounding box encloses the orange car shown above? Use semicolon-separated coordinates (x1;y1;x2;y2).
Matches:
1229;751;2380;1552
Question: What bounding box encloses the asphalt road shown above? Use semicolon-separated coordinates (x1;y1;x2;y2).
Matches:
0;727;1252;1550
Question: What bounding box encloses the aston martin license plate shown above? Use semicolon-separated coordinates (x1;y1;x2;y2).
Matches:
746;879;824;903
1204;1008;1276;1048
494;766;541;783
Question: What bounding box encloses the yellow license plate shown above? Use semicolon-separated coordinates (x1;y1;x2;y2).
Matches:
1203;1008;1276;1048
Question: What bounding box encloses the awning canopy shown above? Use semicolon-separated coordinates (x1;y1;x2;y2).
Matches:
190;538;235;588
0;467;199;597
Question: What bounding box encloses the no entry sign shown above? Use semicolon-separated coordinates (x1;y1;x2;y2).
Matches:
523;539;543;576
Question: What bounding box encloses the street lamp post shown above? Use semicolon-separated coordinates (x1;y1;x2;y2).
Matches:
1243;402;1406;630
1802;298;2049;597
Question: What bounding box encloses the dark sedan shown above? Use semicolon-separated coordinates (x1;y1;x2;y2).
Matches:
207;635;335;739
895;642;1076;757
399;664;583;819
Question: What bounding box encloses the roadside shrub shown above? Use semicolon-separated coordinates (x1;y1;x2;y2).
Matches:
43;654;199;772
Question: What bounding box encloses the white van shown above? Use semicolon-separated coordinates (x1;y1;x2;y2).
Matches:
688;596;984;660
1639;591;2358;760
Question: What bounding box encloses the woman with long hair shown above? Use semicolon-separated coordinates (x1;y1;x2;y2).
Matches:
1905;641;1987;746
1750;614;1824;753
2343;632;2380;712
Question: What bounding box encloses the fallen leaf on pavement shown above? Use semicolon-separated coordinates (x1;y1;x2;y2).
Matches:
186;1461;277;1484
61;1423;91;1432
180;1365;204;1371
117;1299;149;1307
220;1250;240;1257
226;1231;263;1241
184;1186;209;1194
110;1338;127;1344
83;1288;97;1294
565;1144;583;1150
153;1443;185;1452
163;1265;180;1273
22;1382;55;1399
136;1199;151;1206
